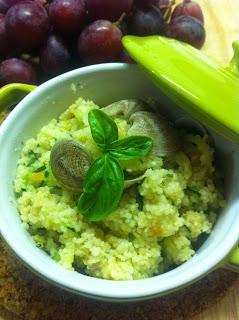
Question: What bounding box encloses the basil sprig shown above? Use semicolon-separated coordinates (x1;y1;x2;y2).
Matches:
88;109;118;150
78;109;153;221
78;155;124;221
108;136;153;160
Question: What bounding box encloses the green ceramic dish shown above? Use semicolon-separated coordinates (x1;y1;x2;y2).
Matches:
123;36;239;144
0;83;36;111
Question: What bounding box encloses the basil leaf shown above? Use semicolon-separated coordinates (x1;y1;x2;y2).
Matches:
108;136;153;160
78;155;124;221
88;109;118;149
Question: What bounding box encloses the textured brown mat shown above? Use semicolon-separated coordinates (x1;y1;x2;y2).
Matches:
0;239;238;320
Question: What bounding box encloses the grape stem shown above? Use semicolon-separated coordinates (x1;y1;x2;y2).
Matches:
114;12;126;28
163;0;175;21
20;53;40;65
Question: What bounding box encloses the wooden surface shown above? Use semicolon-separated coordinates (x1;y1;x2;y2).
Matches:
0;0;239;319
198;0;239;65
193;281;239;320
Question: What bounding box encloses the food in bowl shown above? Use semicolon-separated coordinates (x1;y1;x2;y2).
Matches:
14;98;225;280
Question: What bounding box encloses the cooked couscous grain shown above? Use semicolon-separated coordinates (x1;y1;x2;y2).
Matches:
14;98;225;280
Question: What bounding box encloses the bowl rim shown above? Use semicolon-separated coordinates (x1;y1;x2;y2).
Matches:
0;63;239;300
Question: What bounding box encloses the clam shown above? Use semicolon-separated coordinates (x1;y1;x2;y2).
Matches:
102;99;145;120
175;117;207;136
128;111;180;156
50;139;91;192
175;117;215;146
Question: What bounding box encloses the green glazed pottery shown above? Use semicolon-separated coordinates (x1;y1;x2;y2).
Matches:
0;83;36;111
123;36;239;144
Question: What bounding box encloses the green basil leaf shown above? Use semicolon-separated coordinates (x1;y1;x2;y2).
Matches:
88;109;118;149
108;136;153;160
78;155;124;221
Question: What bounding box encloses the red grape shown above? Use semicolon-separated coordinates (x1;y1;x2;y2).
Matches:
119;21;128;35
85;0;133;22
0;14;17;56
134;0;158;9
171;0;204;24
40;35;71;75
167;15;205;49
158;0;170;14
0;0;8;13
134;0;171;15
34;0;47;6
0;58;36;86
0;0;28;14
0;15;8;55
78;20;123;64
6;1;49;49
0;0;206;84
128;6;166;36
49;0;86;34
119;49;135;64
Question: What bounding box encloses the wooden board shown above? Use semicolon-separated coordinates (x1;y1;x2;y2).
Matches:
0;0;239;319
193;281;239;320
196;0;239;65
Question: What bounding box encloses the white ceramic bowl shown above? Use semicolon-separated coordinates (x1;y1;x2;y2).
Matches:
0;63;238;302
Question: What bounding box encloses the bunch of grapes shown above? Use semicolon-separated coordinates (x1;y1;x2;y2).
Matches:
0;0;206;87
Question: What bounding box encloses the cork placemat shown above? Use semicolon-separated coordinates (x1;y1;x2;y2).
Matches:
0;239;238;320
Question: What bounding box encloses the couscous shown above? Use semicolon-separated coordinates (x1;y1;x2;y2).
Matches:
14;98;225;280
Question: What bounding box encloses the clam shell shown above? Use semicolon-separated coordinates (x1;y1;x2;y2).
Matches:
50;139;91;192
102;99;145;119
128;111;180;156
